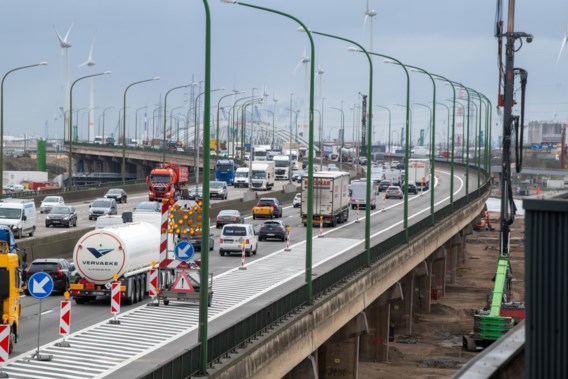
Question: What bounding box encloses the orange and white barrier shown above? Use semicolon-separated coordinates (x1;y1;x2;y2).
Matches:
149;267;158;299
56;299;71;347
382;194;386;212
0;325;9;364
318;216;324;237
355;204;360;223
109;281;121;324
239;241;247;270
284;226;292;251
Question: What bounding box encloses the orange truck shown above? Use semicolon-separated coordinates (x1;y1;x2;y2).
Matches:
147;163;189;201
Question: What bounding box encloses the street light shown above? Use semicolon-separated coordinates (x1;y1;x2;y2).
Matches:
194;87;224;188
413;102;432;147
217;90;244;156
222;0;318;303
1;61;48;188
163;83;195;163
122;77;160;184
135;106;147;145
375;105;391;154
330;105;344;166
259;108;275;150
68;71;111;189
435;102;451;156
101;106;114;141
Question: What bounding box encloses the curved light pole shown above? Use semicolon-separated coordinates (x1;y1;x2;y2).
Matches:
330;106;345;166
259;108;275;149
101;106;114;142
375;105;391;154
134;106;147;145
68;71;111;189
243;98;263;189
451;82;471;200
169;106;184;143
413;103;432;147
229;94;254;158
222;0;317;305
162;84;195;163
435;102;450;157
122;77;160;184
1;61;48;189
194;87;224;187
217;90;243;156
284;107;300;167
364;52;411;240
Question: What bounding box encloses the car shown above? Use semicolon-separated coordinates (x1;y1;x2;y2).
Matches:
327;164;338;171
216;209;244;229
186;233;214;252
25;258;76;294
210;181;228;200
40;196;65;214
88;198;118;220
293;193;301;208
259;220;288;241
104;188;128;203
3;183;24;193
378;180;392;192
403;182;418;195
45;205;77;228
292;170;306;183
219;223;258;257
390;160;400;168
133;201;161;213
252;198;283;219
385;185;403;199
188;186;204;201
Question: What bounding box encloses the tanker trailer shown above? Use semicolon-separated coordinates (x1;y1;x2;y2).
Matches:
70;222;159;305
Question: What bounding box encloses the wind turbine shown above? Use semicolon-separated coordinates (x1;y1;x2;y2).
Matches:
556;25;568;66
292;43;310;135
55;23;73;141
79;37;96;142
364;0;377;51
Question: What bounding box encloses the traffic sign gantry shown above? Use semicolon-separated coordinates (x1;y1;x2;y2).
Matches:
28;272;54;299
174;240;194;262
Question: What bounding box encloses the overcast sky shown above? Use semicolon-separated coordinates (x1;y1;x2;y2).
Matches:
1;0;567;146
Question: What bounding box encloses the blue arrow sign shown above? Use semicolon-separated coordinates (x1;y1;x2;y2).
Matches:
174;240;194;262
28;272;54;299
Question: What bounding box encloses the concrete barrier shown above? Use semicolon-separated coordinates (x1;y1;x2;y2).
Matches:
18;227;94;261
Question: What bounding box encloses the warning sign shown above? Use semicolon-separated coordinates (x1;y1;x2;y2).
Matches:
170;271;195;293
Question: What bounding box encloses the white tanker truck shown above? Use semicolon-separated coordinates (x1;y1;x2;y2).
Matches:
69;222;161;305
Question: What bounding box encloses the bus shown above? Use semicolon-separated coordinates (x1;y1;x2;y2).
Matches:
215;159;236;186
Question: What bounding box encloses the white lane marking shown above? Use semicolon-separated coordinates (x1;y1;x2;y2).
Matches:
40;310;54;316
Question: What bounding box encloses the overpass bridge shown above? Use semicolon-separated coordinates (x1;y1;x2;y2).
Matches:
0;162;489;378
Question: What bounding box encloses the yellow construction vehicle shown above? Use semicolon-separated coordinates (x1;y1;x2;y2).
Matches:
0;225;26;354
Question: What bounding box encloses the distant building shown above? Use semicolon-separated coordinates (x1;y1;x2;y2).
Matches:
527;121;565;144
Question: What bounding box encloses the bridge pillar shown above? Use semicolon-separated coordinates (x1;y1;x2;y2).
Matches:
102;159;111;172
431;246;447;299
136;163;147;179
413;261;430;314
390;273;414;336
283;355;318;379
447;234;462;284
460;224;473;263
360;293;391;363
316;312;368;379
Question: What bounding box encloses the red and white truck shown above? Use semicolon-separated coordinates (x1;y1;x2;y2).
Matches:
301;171;350;227
147;162;189;201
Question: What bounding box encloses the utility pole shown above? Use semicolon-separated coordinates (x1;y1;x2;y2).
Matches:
498;0;532;260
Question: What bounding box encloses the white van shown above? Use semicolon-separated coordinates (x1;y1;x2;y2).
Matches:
219;224;258;257
0;199;36;238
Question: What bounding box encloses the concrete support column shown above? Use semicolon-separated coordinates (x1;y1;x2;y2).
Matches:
360;293;391;362
284;355;318;379
136;163;146;179
413;261;431;314
431;246;447;299
317;312;368;379
390;275;414;336
102;159;111;172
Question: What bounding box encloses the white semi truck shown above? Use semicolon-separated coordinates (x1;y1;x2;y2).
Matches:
70;222;160;305
273;155;291;180
250;161;275;190
301;171;350;227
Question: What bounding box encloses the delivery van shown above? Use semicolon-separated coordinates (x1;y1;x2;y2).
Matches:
0;199;37;238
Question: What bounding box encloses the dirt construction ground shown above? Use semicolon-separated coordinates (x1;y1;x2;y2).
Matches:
360;211;526;378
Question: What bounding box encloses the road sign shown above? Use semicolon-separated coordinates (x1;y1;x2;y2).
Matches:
0;324;8;363
170;271;194;293
28;272;54;299
174;240;194;262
